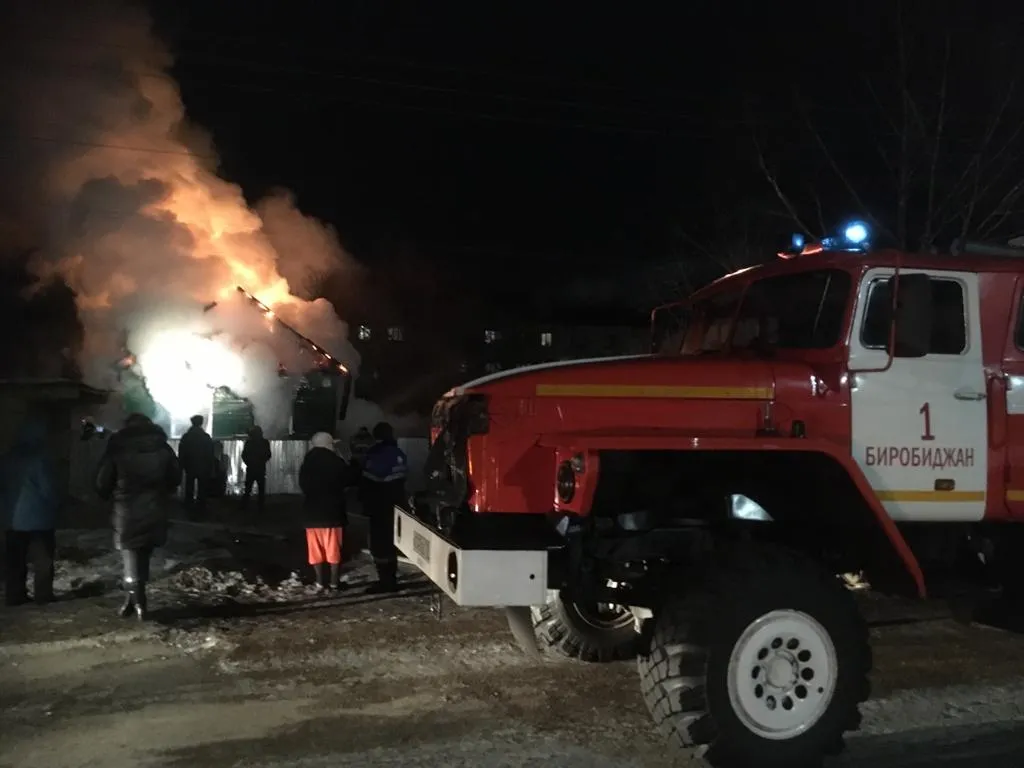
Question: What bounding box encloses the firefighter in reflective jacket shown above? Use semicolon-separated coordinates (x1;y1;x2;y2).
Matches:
359;421;407;593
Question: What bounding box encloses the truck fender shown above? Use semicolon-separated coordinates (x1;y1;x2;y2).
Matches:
538;431;926;598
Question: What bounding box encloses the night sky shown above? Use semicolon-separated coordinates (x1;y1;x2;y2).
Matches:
147;1;1020;316
149;1;896;311
2;0;1022;361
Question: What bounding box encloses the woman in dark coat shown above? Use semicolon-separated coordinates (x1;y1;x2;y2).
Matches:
95;413;182;619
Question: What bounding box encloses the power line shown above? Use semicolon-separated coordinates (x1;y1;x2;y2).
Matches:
0;129;216;159
22;27;712;103
0;54;864;141
10;43;1018;143
0;60;726;140
4;43;713;126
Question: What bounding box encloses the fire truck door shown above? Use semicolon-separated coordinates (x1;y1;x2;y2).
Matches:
849;269;988;522
1001;279;1024;517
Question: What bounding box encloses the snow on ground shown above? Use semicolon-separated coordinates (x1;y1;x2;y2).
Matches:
53;523;235;599
49;519;407;616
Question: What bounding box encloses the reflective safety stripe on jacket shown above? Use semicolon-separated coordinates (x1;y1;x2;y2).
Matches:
362;443;408;483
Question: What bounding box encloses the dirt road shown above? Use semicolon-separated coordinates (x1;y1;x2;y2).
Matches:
3;522;1024;767
4;576;1024;768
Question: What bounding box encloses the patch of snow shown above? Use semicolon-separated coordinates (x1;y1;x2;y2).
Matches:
51;524;235;598
166;565;322;603
856;681;1024;737
162;628;237;655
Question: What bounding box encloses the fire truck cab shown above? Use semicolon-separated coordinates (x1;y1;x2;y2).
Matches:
395;228;1024;768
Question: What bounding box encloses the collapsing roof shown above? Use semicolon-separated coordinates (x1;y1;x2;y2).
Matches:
232;286;350;375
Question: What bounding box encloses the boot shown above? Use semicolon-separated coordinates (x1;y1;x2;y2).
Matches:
312;563;327;591
365;561;398;594
119;591;134;618
328;563;342;591
365;578;398;595
133;584;148;621
121;548;149;620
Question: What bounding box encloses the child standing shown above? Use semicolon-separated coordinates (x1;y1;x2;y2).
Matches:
298;432;355;590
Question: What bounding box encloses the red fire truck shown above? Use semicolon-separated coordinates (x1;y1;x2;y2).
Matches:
395;225;1024;767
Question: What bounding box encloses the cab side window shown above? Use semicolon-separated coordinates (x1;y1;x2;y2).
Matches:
861;277;967;354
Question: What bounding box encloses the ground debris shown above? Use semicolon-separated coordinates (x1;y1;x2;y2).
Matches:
166;564;322;602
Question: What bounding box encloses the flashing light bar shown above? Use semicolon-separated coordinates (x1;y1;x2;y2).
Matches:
234;286;350;375
777;220;872;259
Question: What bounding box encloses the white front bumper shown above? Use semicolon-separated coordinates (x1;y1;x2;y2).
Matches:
394;507;549;607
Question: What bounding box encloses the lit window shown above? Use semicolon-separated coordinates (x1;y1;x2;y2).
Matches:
484;329;501;344
358;325;371;341
540;332;553;347
387;327;404;342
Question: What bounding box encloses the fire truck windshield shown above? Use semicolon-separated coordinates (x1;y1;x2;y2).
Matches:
678;268;852;355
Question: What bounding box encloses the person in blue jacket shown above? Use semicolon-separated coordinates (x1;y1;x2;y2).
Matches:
359;421;408;594
2;419;61;606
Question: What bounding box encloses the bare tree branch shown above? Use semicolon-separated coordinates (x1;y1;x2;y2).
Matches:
922;34;951;247
794;96;897;244
896;0;911;248
810;186;828;237
930;79;1019;237
753;137;815;235
979;178;1024;237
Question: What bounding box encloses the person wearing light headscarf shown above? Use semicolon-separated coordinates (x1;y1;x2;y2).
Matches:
298;432;356;590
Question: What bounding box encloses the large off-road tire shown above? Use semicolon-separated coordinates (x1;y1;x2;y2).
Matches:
530;590;641;662
638;546;871;768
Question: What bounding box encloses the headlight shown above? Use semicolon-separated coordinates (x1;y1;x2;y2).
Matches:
556;461;576;503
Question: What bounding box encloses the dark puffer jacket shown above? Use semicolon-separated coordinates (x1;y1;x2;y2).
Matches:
95;419;182;550
2;420;60;532
298;447;356;528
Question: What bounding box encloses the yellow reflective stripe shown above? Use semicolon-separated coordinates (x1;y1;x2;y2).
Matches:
875;490;986;502
1006;490;1024;502
534;384;772;399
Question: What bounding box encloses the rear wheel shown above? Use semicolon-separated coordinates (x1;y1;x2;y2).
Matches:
638;546;870;767
530;590;640;662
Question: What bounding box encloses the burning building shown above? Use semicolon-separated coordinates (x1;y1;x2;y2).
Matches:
111;287;352;440
0;1;370;441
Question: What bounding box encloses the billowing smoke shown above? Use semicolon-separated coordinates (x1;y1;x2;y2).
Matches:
0;0;393;437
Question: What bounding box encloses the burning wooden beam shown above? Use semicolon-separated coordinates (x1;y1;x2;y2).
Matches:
234;286;349;374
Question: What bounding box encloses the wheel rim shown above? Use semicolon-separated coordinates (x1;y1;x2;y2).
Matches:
726;609;838;741
571;601;635;631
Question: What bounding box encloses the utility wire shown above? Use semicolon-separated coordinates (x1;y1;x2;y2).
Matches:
21;27;714;101
0;55;882;142
0;59;730;141
3;45;715;125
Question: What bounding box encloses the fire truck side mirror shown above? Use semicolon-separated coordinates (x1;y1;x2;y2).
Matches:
892;273;932;358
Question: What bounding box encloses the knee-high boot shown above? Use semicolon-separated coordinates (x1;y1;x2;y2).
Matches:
120;548;149;620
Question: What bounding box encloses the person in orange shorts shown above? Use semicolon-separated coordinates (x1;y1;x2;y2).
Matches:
298;432;356;591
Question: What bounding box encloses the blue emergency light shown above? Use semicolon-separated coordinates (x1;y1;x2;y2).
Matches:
778;221;871;259
843;221;869;246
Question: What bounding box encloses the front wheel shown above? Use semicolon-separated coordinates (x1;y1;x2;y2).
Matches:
530;590;640;662
638;546;870;767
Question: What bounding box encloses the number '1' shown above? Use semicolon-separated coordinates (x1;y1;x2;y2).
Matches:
919;402;936;441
